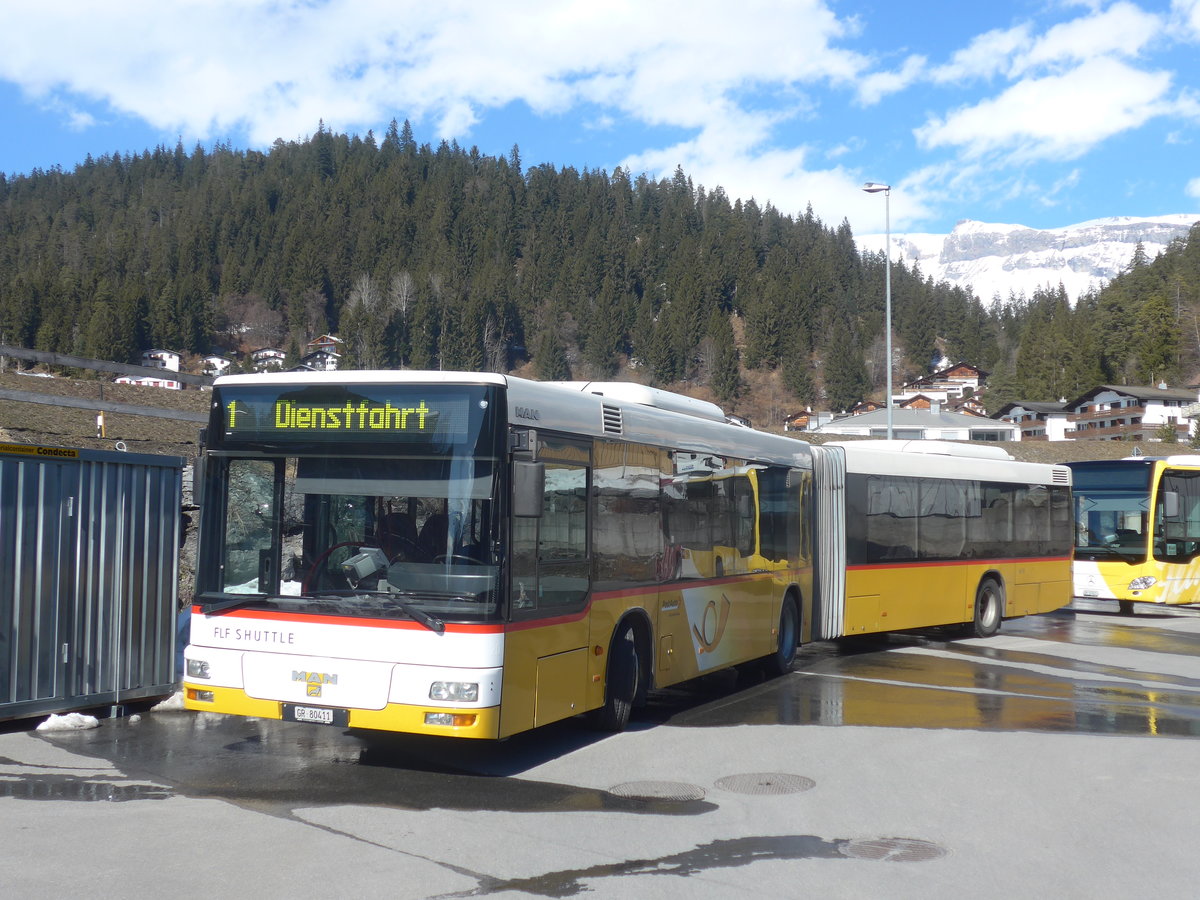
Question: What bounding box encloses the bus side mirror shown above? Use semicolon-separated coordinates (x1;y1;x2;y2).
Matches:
1161;490;1180;520
513;461;545;518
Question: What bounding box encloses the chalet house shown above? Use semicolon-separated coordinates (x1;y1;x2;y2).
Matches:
847;399;884;416
784;409;836;432
306;334;343;356
201;355;233;377
812;407;1017;441
115;375;181;390
943;395;989;417
250;348;287;371
895;362;988;404
141;349;181;373
1063;385;1198;442
992;401;1071;441
296;348;340;372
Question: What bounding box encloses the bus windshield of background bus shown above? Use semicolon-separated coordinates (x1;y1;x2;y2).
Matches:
1071;462;1152;561
213;453;502;622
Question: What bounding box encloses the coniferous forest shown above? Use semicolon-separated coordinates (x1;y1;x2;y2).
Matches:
2;121;1199;422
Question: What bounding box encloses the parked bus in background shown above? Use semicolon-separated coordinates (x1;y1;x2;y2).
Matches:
183;372;1072;739
1067;456;1200;614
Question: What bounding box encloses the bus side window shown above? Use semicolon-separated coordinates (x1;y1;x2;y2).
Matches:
1156;470;1200;561
511;458;591;613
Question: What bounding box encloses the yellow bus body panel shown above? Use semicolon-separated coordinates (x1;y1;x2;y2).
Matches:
844;559;1071;635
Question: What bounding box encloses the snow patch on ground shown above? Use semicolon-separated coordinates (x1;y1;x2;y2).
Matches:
36;712;100;732
152;691;186;711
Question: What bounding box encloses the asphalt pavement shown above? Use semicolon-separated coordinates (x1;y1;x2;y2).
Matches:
4;601;1200;899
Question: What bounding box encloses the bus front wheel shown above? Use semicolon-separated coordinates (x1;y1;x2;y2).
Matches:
972;578;1003;638
591;623;640;732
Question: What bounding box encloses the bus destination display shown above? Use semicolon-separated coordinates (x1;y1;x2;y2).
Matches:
213;384;476;446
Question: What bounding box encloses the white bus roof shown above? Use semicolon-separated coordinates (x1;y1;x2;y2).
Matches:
212;369;813;469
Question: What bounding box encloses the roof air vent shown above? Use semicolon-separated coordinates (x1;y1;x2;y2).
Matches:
602;404;623;434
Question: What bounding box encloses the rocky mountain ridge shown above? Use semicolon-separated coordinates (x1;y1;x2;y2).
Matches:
858;214;1200;304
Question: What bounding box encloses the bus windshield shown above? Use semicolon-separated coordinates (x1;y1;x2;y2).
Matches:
1070;460;1152;562
201;381;504;624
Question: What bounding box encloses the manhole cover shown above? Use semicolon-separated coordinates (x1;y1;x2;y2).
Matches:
608;781;706;801
839;838;947;862
714;773;815;796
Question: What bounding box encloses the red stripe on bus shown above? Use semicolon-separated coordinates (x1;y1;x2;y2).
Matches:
847;555;1071;572
191;605;503;634
192;565;813;634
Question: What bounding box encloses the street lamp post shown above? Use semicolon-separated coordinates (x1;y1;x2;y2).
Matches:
862;182;892;439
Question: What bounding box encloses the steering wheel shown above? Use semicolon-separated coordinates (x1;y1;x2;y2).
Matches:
302;541;373;592
433;553;478;565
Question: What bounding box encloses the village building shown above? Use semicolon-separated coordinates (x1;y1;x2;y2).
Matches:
250;348;287;371
306;334;343;356
810;407;1018;441
141;349;181;372
115;375;181;390
894;362;987;405
1062;385;1198;442
294;348;341;372
992;401;1072;441
201;355;233;377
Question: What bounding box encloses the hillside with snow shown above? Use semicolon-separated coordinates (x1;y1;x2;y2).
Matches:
857;214;1200;305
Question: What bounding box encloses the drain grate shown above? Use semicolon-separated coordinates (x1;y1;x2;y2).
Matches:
714;773;816;796
608;780;707;801
839;838;947;862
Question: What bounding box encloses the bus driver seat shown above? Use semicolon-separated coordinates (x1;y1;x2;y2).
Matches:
381;512;421;561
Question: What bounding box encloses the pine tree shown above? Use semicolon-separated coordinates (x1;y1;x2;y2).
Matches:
823;317;869;412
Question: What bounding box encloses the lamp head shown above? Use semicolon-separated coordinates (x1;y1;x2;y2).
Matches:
862;182;890;193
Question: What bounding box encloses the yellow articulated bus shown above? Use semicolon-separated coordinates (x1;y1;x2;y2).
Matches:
184;372;814;738
810;441;1074;641
1067;456;1200;614
183;372;1072;739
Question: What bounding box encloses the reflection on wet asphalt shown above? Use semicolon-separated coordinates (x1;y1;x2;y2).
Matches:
15;604;1200;824
656;607;1200;738
13;712;716;813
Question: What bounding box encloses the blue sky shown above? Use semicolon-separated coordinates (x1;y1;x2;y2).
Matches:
1;0;1198;236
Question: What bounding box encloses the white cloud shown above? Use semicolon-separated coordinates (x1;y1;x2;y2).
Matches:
930;25;1033;84
1174;0;1200;39
1187;176;1200;200
915;57;1175;162
0;1;869;145
857;54;927;106
1009;2;1162;75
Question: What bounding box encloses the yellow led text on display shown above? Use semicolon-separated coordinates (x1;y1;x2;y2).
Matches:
225;399;433;432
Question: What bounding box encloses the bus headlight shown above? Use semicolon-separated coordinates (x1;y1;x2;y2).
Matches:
186;659;211;679
429;681;478;702
1128;576;1157;591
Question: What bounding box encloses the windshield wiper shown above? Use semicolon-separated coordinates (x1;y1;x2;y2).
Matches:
306;589;446;635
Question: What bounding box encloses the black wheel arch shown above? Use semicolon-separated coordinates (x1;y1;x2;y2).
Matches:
608;609;653;704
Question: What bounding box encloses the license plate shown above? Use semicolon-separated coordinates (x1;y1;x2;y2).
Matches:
1083;589;1099;598
282;704;348;727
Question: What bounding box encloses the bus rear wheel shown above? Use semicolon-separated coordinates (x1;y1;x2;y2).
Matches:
763;595;799;677
591;623;639;732
971;578;1003;638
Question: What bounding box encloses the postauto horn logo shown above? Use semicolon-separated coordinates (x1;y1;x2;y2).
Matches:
293;671;338;697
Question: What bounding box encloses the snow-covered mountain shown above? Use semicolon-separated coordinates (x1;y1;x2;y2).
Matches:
857;214;1200;305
